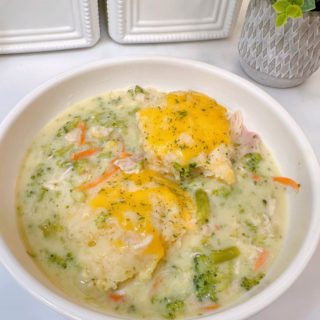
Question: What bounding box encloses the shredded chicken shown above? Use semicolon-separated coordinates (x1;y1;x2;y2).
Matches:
43;167;72;190
266;198;276;220
88;126;113;139
114;154;143;174
65;128;81;143
230;111;260;156
132;235;153;250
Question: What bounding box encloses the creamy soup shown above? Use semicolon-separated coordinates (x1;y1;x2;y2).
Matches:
17;87;294;319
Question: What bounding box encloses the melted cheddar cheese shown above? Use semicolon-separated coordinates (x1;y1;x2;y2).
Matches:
90;169;194;262
138;91;235;183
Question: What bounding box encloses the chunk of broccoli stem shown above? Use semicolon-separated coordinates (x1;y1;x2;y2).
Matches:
211;246;240;264
195;189;210;225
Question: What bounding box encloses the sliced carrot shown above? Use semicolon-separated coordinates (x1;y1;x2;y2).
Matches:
78;166;119;191
78;121;86;145
254;249;269;272
111;151;132;165
109;292;125;302
252;175;262;182
77;151;132;191
71;148;101;161
150;276;162;293
272;176;300;190
121;142;126;153
201;304;220;312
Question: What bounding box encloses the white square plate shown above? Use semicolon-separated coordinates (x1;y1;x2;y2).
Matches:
0;0;100;54
107;0;243;43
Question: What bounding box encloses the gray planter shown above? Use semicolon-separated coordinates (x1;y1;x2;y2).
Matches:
238;0;320;88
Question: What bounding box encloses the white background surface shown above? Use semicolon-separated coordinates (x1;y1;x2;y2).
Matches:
0;1;319;319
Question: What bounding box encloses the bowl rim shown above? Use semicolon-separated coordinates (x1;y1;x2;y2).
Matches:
0;55;319;320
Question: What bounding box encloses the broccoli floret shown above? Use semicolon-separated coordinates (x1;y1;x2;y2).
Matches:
111;118;128;129
165;299;185;319
54;144;73;157
134;85;144;94
47;251;74;269
90;110;127;129
241;273;265;291
95;211;111;229
97;151;113;159
128;304;137;313
193;254;218;302
152;297;185;319
173;162;197;179
242;153;262;173
128;85;145;97
193;247;240;302
194;253;215;273
193;269;218;302
38;186;49;201
56;117;80;137
245;220;258;233
30;164;46;183
73;158;89;175
38;216;63;238
212;186;233;198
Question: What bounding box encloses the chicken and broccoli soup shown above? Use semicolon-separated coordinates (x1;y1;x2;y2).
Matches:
17;87;297;319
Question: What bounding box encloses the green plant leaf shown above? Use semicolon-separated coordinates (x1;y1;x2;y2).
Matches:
301;0;316;11
272;0;291;13
286;4;304;17
276;13;289;26
291;0;304;6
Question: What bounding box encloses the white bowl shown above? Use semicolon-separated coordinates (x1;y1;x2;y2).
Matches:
0;56;319;320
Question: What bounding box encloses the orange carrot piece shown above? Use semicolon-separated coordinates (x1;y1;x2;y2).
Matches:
111;151;132;165
150;276;162;293
254;249;269;272
78;122;86;145
252;175;262;182
201;304;220;312
71;148;101;161
272;176;300;190
77;151;132;191
78;166;119;191
109;292;125;302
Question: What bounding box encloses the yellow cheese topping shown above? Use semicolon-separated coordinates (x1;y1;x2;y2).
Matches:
90;169;194;262
138;91;231;165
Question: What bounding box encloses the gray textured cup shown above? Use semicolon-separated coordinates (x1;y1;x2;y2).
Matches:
238;0;320;88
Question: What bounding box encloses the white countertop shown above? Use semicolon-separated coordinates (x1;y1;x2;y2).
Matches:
1;1;319;319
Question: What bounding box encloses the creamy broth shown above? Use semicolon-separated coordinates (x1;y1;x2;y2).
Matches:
17;87;287;319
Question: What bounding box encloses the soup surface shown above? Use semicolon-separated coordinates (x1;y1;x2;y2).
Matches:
17;87;289;319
